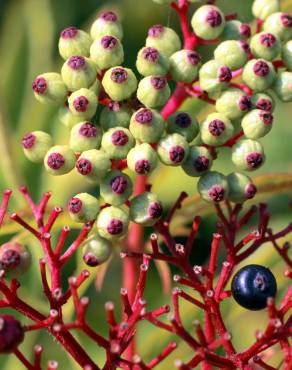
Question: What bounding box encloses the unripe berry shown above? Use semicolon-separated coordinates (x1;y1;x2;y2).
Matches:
68;193;99;223
136;47;169;77
145;24;181;57
130;192;163;226
22;131;53;163
157;134;189;166
96;206;129;241
32;73;67;105
0;315;24;353
136;75;170;108
227;172;257;203
90;35;124;70
273;71;292;102
242;59;276;92
68;88;98;120
82;236;112;267
69;122;102;152
100;170;133;206
58;27;91;60
167;111;199;142
102;67;138;101
61;56;97;91
0;242;31;279
44;145;76;175
129;108;164;143
58;105;83;129
252;0;280;21
214;40;250;70
200;113;234;146
232;139;265;171
199;60;232;93
90;11;123;40
182;146;213;177
241;109;273;139
191;5;225;40
169;49;201;83
197;171;229;203
101;127;135;159
100;102;132;130
263;12;292;41
216;89;251;120
250;93;275;112
89;78;102;95
221;20;251;41
127;143;158;175
250;32;281;61
76;149;111;182
282;40;292;71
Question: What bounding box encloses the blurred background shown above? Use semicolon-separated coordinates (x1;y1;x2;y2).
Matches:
0;0;291;369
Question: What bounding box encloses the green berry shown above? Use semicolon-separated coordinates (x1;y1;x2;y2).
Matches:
241;109;273;139
58;106;83;129
181;146;213;177
127;143;158;175
232;139;265;171
96;206;129;241
136;47;169;77
61;56;97;91
242;59;276;92
69;122;102;152
263;12;292;41
82;235;112;267
282;40;292;71
145;25;181;57
136;76;170;108
250;32;281;61
250;93;275;112
214;40;250;70
199;60;232;93
68;193;99;223
100;102;132;130
68;88;98;120
157;133;189;166
252;0;280;21
44;145;76;175
197;171;229;203
216;89;252;120
129;108;164;143
102;66;137;101
58;27;91;60
90;35;124;70
22;131;53;163
221;20;251;41
101;127;135;159
273;71;292;102
166;111;199;142
89;79;102;95
200;113;234;146
76;149;111;182
130;192;163;226
169;49;201;83
227;172;257;203
191;5;225;40
0;242;31;279
32;72;67;105
100;170;133;206
90;11;123;40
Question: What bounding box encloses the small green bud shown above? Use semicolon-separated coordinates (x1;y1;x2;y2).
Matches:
273;71;292;102
221;20;251;41
200;113;234;146
100;170;133;206
241;109;273;139
167;111;199;142
100;102;132;130
58;106;83;129
136;47;169;77
252;0;280;21
76;149;111;182
145;24;181;57
22;131;53;163
197;171;229;203
227;172;257;203
232;139;265;171
101;127;135;159
32;73;67;105
69;122;102;152
191;5;225;40
250;32;281;61
58;27;91;60
130;192;163;226
136;76;170;108
282;40;292;71
182;146;213;177
242;59;276;92
169;49;201;83
90;35;124;70
216;89;252;120
90;11;123;40
61;56;97;91
199;60;232;93
44;145;76;175
157;133;189;166
102;66;138;101
214;40;250;71
127;143;158;175
129;108;164;143
68;88;98;120
82;235;112;267
68;193;99;223
263;12;292;41
0;242;31;279
96;206;129;241
250;93;275;112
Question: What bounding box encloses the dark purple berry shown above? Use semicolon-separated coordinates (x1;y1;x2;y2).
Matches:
148;24;164;38
218;66;232;82
208;185;225;202
135;108;153;124
60;26;78;39
47;153;65;170
111;130;129;146
246;152;263;169
76;158;92;175
83;253;99;267
79;122;97;137
107;219;123;235
206;9;222;27
175;113;192;128
0;249;21;270
245;183;257;199
208;119;225;136
101;36;118;49
135;160;151;174
169;146;185;163
253;60;269;77
110;67;127;83
110;175;128;194
22;133;36;149
0;315;24;353
73;96;89;112
67;56;86;70
68;197;83;213
150;76;167;90
148;202;163;218
142;47;159;62
32;77;47;94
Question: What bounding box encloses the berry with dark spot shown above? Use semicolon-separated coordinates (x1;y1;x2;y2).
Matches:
0;315;24;353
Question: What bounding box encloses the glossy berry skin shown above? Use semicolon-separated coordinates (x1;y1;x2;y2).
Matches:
90;11;123;41
252;0;280;21
157;133;189;166
231;264;277;310
169;49;201;83
68;193;100;223
263;12;292;41
70;122;102;152
145;25;181;57
282;40;292;71
273;71;292;102
250;32;281;61
0;315;24;353
216;89;251;120
102;66;138;101
101;127;135;160
214;40;249;71
0;242;31;279
242;59;276;92
197;171;229;203
129;192;163;226
90;35;124;70
227;172;257;203
199;60;232;93
250;93;275;112
32;73;67;105
96;206;129;241
167;111;199;142
136;46;169;77
22;131;53;163
182;146;213;177
61;56;97;91
82;236;112;267
191;5;225;41
129;108;164;143
241;109;273;139
200;113;234;146
44;145;76;175
232;139;265;171
127;143;158;175
76;149;111;183
100;170;133;206
58;27;91;60
136;75;170;108
221;20;251;41
68;88;98;120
